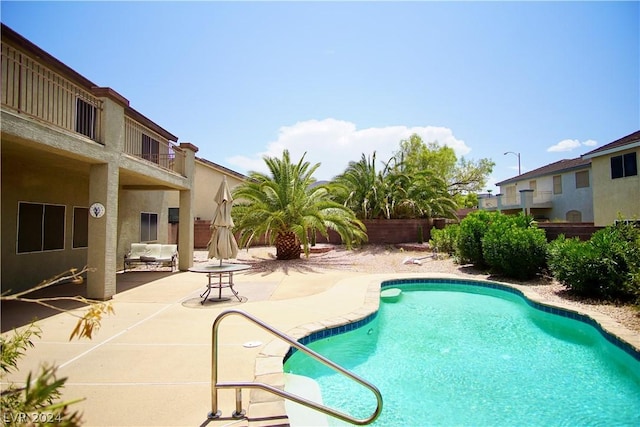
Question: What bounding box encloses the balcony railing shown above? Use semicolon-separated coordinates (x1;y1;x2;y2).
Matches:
2;42;186;177
1;43;103;143
124;116;186;175
479;191;553;210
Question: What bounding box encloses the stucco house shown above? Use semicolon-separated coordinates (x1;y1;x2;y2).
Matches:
581;130;640;226
167;157;247;248
1;24;198;299
481;157;593;222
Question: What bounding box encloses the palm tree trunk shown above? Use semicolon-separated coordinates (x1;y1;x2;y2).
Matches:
275;231;302;260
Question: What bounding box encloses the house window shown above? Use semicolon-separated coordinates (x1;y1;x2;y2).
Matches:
75;98;96;139
73;207;89;248
553;175;562;194
141;212;158;242
142;134;160;164
566;210;582;223
168;207;179;224
611;152;638;179
17;202;65;253
575;170;589;188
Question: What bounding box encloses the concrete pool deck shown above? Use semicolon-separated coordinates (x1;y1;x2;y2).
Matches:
1;260;389;426
2;250;639;427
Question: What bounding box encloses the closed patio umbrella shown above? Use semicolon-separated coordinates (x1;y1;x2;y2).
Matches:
207;176;239;265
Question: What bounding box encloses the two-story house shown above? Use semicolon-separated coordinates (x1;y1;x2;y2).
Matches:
581;130;640;226
1;24;198;299
481;157;593;222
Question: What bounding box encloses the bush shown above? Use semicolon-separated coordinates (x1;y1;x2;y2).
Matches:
548;223;640;301
483;215;547;280
429;224;459;255
456;210;499;267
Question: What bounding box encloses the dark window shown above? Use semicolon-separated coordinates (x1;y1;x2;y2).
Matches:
168;207;179;224
623;152;638;177
73;207;89;248
17;202;65;253
75;98;96;139
611;152;638;179
141;212;158;242
142;134;160;164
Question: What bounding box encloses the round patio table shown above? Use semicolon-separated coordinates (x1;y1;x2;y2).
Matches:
188;263;251;304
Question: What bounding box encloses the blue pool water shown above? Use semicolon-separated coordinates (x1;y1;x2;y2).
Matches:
284;281;640;426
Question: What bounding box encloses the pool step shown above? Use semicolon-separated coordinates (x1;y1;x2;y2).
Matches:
284;373;330;427
381;288;402;302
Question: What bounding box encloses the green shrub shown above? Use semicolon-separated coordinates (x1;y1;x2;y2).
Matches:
483;215;547;280
456;210;498;266
548;223;640;301
430;224;460;255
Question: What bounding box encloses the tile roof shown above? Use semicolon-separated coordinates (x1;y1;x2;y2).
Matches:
582;130;640;158
496;157;590;186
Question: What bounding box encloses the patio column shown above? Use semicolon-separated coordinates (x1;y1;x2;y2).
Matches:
178;142;198;271
87;162;119;299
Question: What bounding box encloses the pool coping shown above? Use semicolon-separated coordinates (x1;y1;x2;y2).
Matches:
246;273;640;423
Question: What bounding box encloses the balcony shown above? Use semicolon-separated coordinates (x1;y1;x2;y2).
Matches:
2;42;185;176
479;191;553;210
124;116;185;175
1;43;103;143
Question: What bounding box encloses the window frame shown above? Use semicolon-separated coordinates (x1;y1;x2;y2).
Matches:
611;152;638;179
17;202;66;254
73;206;89;249
140;212;158;242
575;170;590;189
552;175;562;195
75;97;97;140
142;134;160;164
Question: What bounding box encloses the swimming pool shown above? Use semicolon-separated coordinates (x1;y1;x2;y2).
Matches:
284;279;640;426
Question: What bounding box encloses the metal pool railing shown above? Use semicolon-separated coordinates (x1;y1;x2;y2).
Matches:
210;309;383;425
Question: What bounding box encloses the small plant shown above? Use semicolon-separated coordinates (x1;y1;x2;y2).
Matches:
430;224;460;255
1;267;115;426
417;224;424;244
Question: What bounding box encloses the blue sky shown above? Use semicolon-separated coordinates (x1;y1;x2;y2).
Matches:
2;1;638;188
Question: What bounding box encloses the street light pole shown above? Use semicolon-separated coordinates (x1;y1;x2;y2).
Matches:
504;151;521;175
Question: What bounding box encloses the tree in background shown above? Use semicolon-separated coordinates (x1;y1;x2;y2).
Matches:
232;150;367;260
393;134;494;208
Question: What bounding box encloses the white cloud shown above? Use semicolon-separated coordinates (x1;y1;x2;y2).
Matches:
227;119;471;180
547;138;598;152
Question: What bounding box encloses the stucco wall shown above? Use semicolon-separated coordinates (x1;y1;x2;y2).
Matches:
591;148;640;226
550;168;594;222
167;160;244;222
117;189;170;269
1;150;89;293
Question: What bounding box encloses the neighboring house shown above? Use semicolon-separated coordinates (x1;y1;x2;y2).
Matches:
481;157;593;222
1;24;198;299
581;130;640;226
166;157;247;247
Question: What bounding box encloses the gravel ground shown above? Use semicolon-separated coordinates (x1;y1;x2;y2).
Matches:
195;244;640;334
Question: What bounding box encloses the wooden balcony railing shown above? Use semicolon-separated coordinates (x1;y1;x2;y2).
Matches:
124;116;186;175
2;42;186;177
1;43;103;143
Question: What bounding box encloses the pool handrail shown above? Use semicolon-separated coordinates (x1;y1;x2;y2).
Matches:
209;309;383;425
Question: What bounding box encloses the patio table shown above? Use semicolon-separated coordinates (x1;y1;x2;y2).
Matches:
188;263;251;304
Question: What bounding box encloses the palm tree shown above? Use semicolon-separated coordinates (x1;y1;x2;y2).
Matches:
331;152;391;219
232;150;367;260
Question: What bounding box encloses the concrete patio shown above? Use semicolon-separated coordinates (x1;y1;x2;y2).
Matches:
1;256;385;427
